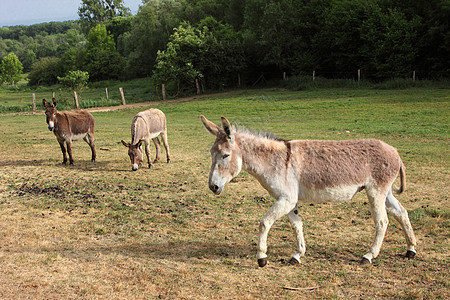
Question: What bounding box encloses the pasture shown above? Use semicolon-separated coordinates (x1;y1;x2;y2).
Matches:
0;88;448;299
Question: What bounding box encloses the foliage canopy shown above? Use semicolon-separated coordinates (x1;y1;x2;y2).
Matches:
1;0;448;91
0;52;23;86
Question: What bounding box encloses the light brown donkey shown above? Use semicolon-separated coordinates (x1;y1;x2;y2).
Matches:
201;115;417;267
121;108;171;171
43;98;96;165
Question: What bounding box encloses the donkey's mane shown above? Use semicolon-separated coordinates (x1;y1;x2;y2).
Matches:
131;115;141;142
235;124;285;142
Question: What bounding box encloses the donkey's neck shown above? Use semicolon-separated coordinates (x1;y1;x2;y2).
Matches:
131;116;147;144
236;132;288;177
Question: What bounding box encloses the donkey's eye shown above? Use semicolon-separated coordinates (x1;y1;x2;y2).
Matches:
222;154;230;159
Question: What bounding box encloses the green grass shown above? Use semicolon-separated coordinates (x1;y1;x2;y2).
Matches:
0;87;449;299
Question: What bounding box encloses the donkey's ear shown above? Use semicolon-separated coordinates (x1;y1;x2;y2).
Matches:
42;98;48;107
200;115;220;136
52;97;57;107
221;116;234;141
121;140;130;148
135;140;143;148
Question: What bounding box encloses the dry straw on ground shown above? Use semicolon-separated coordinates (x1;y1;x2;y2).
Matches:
0;90;448;299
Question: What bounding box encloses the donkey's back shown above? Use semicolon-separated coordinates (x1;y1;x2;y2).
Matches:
293;139;402;192
65;110;95;140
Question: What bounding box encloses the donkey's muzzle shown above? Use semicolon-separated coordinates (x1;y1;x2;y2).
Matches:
48;121;54;131
209;184;222;195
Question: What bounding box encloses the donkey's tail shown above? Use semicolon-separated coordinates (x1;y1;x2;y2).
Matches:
394;161;406;194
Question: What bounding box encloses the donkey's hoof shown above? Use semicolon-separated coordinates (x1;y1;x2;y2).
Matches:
167;159;171;164
152;160;159;164
258;257;267;267
288;257;300;265
148;164;153;169
405;250;416;259
359;257;371;266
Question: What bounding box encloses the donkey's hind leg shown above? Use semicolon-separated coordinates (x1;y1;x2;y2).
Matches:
152;137;161;163
83;133;96;162
287;207;306;265
361;188;389;265
160;131;171;163
66;139;74;165
385;188;417;258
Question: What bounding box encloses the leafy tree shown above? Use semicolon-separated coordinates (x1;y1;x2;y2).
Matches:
125;0;184;78
360;6;421;79
413;0;450;77
153;18;245;92
65;28;87;48
20;48;37;72
28;57;62;86
311;0;369;77
1;39;22;57
59;47;87;74
107;16;133;48
58;70;89;95
85;24;124;81
78;0;131;34
182;0;227;24
0;52;23;86
153;23;204;94
242;0;313;79
196;17;245;88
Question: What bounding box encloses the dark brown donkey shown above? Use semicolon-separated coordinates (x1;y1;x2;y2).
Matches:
43;98;96;165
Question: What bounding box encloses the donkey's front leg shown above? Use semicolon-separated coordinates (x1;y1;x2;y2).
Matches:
287;207;306;265
144;139;153;169
257;197;296;267
58;139;67;165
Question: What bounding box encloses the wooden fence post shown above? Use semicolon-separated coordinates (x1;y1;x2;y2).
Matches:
313;70;315;81
73;91;79;109
283;72;286;80
105;87;109;100
195;78;201;95
52;91;55;98
413;71;416;81
358;69;361;85
161;84;166;101
119;87;126;105
195;78;200;94
32;93;36;113
238;74;241;87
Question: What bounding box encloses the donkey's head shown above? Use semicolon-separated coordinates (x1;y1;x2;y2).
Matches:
121;140;144;171
201;116;242;195
42;98;58;131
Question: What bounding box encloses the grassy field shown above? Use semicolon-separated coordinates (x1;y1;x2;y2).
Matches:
0;88;449;299
0;78;159;112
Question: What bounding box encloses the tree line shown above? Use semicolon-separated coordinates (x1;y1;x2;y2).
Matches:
1;0;449;94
